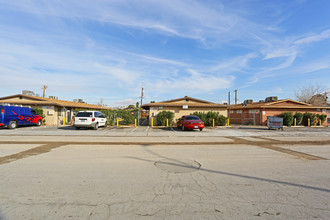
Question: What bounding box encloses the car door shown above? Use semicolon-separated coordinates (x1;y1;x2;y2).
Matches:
25;108;34;125
16;107;27;125
100;113;107;126
95;112;106;126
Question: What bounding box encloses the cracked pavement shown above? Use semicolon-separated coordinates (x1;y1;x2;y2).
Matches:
0;130;330;219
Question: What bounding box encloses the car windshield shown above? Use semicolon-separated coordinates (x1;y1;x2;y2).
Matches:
186;116;200;120
76;112;93;117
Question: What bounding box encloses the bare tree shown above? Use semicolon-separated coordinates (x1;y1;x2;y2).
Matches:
295;84;328;106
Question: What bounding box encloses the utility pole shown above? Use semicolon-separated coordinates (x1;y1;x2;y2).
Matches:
235;89;238;104
138;88;144;126
140;88;144;107
228;91;231;105
42;85;48;98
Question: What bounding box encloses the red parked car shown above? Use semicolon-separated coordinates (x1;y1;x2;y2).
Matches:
177;115;204;131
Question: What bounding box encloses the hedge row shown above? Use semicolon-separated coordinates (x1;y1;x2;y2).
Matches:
190;111;227;126
155;111;228;126
279;112;327;126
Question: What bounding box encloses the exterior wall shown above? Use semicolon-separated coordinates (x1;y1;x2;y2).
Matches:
54;107;74;126
42;106;57;126
229;110;262;125
149;106;227;125
229;108;328;126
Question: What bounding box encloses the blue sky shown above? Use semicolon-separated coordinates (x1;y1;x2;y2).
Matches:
0;0;330;107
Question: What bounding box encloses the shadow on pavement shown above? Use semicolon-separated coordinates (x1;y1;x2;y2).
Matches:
238;127;270;131
156;127;203;132
57;126;76;130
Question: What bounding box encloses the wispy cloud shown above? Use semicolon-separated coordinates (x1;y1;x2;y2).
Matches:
1;0;330;105
294;29;330;45
0;0;275;46
145;69;235;95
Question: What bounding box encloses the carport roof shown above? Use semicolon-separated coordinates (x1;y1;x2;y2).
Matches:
0;94;112;110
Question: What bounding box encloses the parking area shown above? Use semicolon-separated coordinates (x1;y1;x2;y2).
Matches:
1;125;330;137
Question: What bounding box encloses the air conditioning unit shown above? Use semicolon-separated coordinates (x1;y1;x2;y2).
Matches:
265;96;278;102
22;90;35;96
243;99;253;105
49;96;58;100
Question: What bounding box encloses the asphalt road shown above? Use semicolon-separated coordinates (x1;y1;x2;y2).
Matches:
0;127;330;219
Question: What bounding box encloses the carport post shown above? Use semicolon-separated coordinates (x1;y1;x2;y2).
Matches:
294;118;296;126
117;119;119;127
151;118;153;127
212;119;215;127
63;107;66;126
227;118;230;126
308;118;310;127
166;119;169;127
137;109;140;126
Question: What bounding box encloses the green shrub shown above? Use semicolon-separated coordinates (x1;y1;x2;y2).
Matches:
191;111;227;126
34;108;46;123
191;112;208;125
279;112;294;126
99;109;138;125
157;111;174;126
217;115;228;126
121;110;138;125
317;114;327;125
294;112;303;126
303;112;317;126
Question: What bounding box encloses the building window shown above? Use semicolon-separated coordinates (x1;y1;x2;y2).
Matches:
229;110;234;114
236;110;242;114
248;109;259;114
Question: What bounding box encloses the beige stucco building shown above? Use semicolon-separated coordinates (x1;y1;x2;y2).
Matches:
141;96;228;125
0;94;111;126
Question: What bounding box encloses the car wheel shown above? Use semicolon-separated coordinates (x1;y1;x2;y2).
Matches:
182;124;185;131
104;122;107;128
9;121;17;129
75;127;80;130
37;120;42;126
200;128;203;131
94;123;99;130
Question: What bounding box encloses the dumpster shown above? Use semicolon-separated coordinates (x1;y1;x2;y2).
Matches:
267;116;283;130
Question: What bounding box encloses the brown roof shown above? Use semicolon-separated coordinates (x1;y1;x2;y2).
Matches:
228;99;330;110
142;96;227;109
0;94;112;110
160;96;214;104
